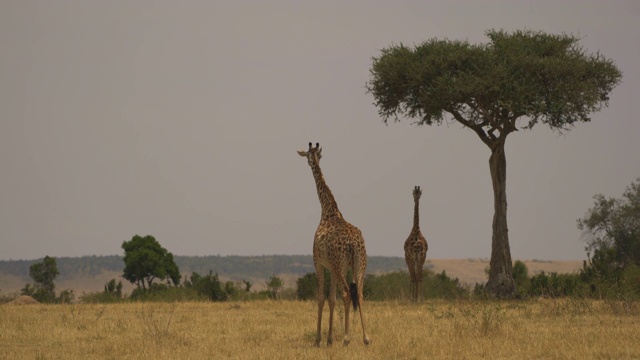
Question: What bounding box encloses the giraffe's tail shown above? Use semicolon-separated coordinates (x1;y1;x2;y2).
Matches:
349;282;358;310
348;242;360;310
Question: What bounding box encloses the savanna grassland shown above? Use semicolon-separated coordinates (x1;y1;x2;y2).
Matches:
2;299;639;360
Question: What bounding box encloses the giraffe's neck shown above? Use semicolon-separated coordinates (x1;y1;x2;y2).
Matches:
412;199;420;233
310;162;342;219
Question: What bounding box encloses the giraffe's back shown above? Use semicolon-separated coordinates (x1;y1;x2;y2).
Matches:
314;218;366;270
405;232;428;257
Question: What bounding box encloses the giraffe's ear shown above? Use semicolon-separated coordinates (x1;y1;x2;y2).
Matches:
297;150;307;157
317;147;322;159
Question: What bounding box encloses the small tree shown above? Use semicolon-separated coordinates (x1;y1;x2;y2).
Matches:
578;177;640;295
242;280;253;292
104;279;123;299
578;177;640;270
367;29;622;297
21;256;59;303
266;273;284;299
122;235;181;290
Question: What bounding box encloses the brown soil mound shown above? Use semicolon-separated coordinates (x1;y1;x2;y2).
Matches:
7;295;39;305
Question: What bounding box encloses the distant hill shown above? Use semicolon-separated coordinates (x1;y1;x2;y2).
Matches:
0;255;583;296
0;255;408;295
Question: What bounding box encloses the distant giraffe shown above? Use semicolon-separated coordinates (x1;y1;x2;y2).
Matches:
405;186;428;302
298;142;370;346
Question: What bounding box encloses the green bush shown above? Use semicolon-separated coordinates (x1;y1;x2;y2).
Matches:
130;283;202;302
528;271;583;298
182;271;228;301
80;279;124;303
57;289;75;304
356;270;466;301
296;270;330;300
81;291;124;304
427;270;469;299
512;260;531;297
364;271;409;301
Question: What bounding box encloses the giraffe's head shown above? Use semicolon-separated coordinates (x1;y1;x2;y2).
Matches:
413;186;422;201
297;142;322;167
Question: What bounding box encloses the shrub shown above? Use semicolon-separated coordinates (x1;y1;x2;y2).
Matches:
360;270;468;301
183;271;227;301
529;271;582;298
266;274;284;299
512;260;531;297
296;270;330;301
80;279;124;304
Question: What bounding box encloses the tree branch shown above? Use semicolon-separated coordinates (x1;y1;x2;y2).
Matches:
468;100;505;141
448;108;493;148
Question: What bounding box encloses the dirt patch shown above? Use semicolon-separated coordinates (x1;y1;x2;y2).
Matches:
6;295;39;305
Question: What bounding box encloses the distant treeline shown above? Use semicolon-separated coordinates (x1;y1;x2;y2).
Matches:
0;255;420;282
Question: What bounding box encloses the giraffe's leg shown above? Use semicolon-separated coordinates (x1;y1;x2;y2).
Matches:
413;280;417;302
333;268;351;346
356;267;371;345
406;257;417;302
342;284;351;346
315;267;325;347
413;270;419;301
327;271;337;346
417;257;426;302
416;260;422;301
411;273;416;302
414;261;422;302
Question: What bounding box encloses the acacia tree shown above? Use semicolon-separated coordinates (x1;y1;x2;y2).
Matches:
122;235;181;290
367;29;622;297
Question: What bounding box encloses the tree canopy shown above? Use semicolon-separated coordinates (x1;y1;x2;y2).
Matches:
367;29;622;297
367;29;621;137
122;235;181;289
29;256;59;291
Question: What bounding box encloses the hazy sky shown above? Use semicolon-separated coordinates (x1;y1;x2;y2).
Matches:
1;1;639;261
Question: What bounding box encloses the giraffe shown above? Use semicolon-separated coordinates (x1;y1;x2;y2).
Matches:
405;185;428;302
297;142;370;347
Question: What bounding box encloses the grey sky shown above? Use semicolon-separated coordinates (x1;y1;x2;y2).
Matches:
1;1;638;261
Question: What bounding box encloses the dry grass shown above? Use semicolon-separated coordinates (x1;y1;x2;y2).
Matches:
1;299;639;359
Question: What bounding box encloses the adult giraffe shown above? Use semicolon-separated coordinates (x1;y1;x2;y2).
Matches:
404;186;428;302
297;142;370;346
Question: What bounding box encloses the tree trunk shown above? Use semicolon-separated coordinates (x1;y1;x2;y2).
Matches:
486;141;515;298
